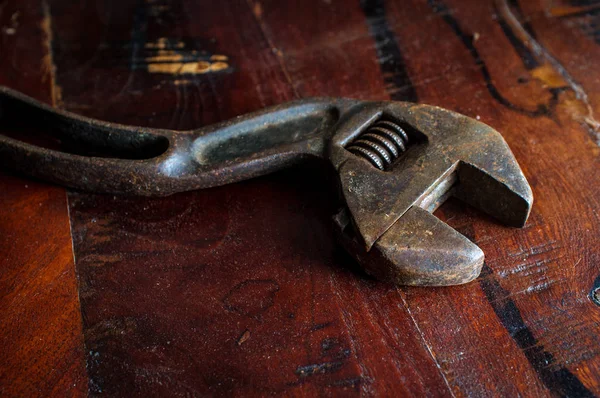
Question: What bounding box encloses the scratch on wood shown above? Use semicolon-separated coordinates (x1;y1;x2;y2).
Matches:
237;329;251;346
498;256;563;278
79;253;124;268
507;240;560;258
40;0;61;107
495;240;565;295
245;0;300;98
522;279;558;294
396;290;457;397
328;274;373;394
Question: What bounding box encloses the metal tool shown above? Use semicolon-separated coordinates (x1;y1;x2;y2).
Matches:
0;87;533;286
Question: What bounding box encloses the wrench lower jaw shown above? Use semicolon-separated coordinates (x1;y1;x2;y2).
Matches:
335;206;484;287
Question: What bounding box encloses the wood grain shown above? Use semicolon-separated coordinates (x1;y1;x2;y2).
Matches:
0;1;86;396
1;0;600;396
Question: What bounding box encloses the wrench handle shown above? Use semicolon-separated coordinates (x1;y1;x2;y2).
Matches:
0;87;346;196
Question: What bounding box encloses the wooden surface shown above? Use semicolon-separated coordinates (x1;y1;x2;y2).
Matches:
1;0;600;396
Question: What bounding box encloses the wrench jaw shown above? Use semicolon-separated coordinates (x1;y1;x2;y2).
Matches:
454;153;534;230
455;162;532;228
330;102;533;286
335;206;484;286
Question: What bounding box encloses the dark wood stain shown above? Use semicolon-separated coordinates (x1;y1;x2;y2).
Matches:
360;0;418;102
428;0;550;116
479;264;594;397
496;17;540;70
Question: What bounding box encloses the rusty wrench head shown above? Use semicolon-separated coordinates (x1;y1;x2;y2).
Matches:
329;102;532;286
0;87;532;286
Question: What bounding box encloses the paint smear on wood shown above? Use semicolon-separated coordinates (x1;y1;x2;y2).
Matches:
143;38;230;75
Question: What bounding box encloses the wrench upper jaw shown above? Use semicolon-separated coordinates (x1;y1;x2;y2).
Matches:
455;161;533;228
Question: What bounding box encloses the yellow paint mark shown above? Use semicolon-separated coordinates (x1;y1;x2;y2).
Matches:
561;92;588;118
557;91;600;142
253;2;263;18
152;5;170;12
531;64;568;89
143;37;229;75
210;54;228;62
145;37;185;49
187;61;210;73
40;1;62;107
148;60;229;75
148;63;186;74
210;62;229;72
145;53;184;63
549;4;600;17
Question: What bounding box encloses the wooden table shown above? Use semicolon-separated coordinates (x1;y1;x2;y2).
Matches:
1;0;600;396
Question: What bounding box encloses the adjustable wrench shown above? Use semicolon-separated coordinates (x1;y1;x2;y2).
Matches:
0;87;532;286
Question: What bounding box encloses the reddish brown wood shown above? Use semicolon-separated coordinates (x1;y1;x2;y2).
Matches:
2;0;600;396
0;1;87;396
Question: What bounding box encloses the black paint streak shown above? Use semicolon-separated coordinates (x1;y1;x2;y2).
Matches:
129;1;149;71
479;264;594;397
328;377;362;389
295;361;344;377
427;0;550;117
321;337;352;360
496;18;539;70
293;338;352;381
452;223;593;395
360;0;418;102
568;0;600;7
561;6;600;44
311;322;332;331
507;0;539;39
